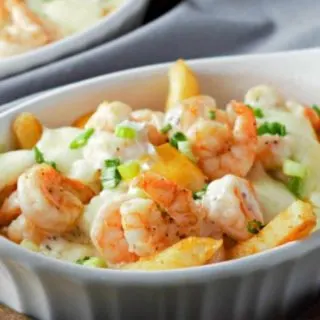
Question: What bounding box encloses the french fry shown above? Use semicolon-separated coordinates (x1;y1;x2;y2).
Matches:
122;237;223;271
13;112;43;149
149;143;207;192
72;111;94;129
166;59;200;111
227;200;316;260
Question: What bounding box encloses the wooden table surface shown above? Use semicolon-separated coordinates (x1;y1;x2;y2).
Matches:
2;0;320;319
2;301;320;320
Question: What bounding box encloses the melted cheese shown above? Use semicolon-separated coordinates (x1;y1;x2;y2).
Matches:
80;188;127;236
39;237;97;262
36;127;84;175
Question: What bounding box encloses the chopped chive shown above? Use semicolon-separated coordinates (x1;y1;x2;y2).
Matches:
34;146;45;164
69;128;95;149
193;184;208;200
160;123;172;134
312;104;320;117
257;122;287;136
247;219;264;234
169;131;187;149
47;161;57;170
105;158;121;167
287;176;303;198
209;110;216;120
33;147;58;170
115;126;136;139
247;105;264;119
283;159;307;179
82;257;107;268
101;158;122;189
253;108;264;118
76;256;90;265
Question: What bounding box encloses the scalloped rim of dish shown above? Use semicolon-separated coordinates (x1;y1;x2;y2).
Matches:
1;48;320;282
0;0;134;66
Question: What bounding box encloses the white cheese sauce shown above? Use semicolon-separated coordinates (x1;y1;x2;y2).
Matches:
39;237;97;262
36;127;84;175
0;150;35;190
83;122;156;170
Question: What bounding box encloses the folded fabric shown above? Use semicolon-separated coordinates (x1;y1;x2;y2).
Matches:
1;0;320;105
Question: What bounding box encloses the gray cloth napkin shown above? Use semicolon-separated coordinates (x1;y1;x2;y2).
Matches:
1;0;320;105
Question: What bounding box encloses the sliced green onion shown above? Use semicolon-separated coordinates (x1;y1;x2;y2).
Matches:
169;131;187;149
101;158;122;189
82;257;107;268
247;219;264;234
34;146;45;164
177;141;196;162
287;176;303;198
117;161;141;180
47;161;57;170
115;126;136;139
193;184;208;200
247;105;264;118
105;158;121;167
33;147;58;170
20;239;39;252
283;159;307;179
253;108;264;118
257;122;287;136
76;256;90;264
69;128;95;149
209;110;216;120
312;104;320;117
160;123;172;134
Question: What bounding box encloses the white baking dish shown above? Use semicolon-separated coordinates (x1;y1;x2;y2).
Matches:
1;49;320;320
0;0;150;78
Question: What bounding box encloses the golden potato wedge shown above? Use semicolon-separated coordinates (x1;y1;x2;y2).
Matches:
149;143;207;192
13;112;43;149
122;237;223;271
227;200;316;260
166;59;200;110
72;111;94;129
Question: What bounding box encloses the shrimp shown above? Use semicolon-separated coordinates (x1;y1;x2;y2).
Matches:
304;106;320;133
165;95;229;131
17;163;95;234
91;195;179;265
85;101;132;132
191;100;257;180
120;198;179;257
202;174;264;241
7;214;48;244
244;85;284;110
0;190;20;226
90;195;138;265
131;109;168;146
256;135;293;170
85;101;167;146
0;0;59;57
136;172;203;236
